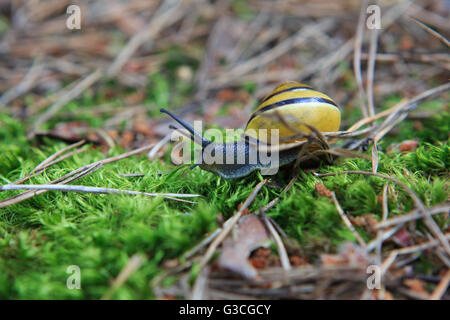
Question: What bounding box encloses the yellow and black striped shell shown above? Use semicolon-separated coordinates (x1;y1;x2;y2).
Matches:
244;81;341;144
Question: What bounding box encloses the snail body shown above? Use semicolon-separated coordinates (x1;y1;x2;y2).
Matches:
161;81;341;179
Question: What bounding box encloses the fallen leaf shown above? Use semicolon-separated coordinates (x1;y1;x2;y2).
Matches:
399;140;419;152
387;139;419;155
350;214;378;235
218;214;271;279
315;183;332;198
249;248;271;269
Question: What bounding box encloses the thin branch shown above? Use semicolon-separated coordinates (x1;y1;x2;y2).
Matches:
148;134;171;160
366;12;378;118
376;203;450;229
331;192;366;248
375;183;389;265
380;234;450;275
106;0;186;77
318;171;450;255
101;254;146;300
261;213;291;271
429;270;450;300
410;17;449;47
10;142;87;185
0;144;156;208
353;0;369;118
28;69;103;138
34;140;86;173
0;184;201;201
191;267;210;300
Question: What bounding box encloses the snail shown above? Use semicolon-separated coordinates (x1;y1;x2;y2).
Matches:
161;81;341;179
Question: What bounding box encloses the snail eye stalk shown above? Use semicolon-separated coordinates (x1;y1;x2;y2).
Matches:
160;108;211;148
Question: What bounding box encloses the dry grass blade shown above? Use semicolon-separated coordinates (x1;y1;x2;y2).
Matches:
101;254;146;300
331;192;367;248
366;19;378;118
375;183;389;264
347;82;450;150
10;140;87;185
148;134;171;160
0;144;155;208
318;171;450;256
410;17;450;47
346;98;407;132
183;229;223;260
32;140;86;173
259;174;298;213
191;267;210;300
371;141;379;173
28;69;103;138
0;162;103;208
376;203;450;229
381;234;450;274
429;270;450;300
210;19;335;89
0;184;200;201
107;0;186;77
0;57;44;108
353;0;369;118
261;213;291;271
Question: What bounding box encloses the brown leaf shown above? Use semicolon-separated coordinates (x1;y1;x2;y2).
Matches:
387;139;419;155
399;140;419;152
350;214;378;235
249;248;271;269
218;214;271;279
315;183;332;198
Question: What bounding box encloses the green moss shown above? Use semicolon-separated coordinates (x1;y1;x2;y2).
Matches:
0;92;448;298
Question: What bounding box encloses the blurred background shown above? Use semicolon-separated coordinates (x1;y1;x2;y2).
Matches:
0;0;448;149
0;0;449;301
